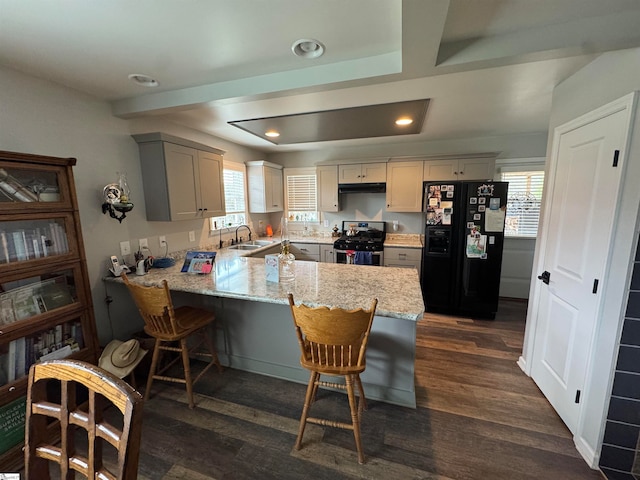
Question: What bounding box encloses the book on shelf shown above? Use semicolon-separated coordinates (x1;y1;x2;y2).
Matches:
40;279;74;311
6;341;16;382
14;338;25;380
0;396;27;456
11;231;26;261
0;231;10;263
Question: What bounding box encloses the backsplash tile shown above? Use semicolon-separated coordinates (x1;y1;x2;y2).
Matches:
627;291;640;319
613;372;640;401
617;345;640;374
608;396;640;426
601;445;637;472
621;319;640;348
603;421;640;450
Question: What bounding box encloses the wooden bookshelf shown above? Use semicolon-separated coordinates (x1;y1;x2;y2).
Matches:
0;150;99;471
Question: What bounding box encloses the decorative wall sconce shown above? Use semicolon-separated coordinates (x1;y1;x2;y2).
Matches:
102;172;134;223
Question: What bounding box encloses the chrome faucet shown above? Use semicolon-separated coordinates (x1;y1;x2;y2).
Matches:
235;224;252;244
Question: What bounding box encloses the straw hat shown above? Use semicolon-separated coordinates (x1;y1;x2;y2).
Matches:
98;339;147;379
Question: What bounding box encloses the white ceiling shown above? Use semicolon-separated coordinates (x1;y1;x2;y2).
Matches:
2;0;640;153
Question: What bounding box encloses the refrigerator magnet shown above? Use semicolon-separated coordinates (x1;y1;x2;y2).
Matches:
446;191;454;198
473;213;481;220
469;197;478;204
467;221;475;229
478;198;486;204
466;234;487;258
478;205;486;212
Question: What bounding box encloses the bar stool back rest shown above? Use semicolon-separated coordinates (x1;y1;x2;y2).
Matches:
121;274;223;409
121;276;177;337
288;294;378;464
291;301;376;373
25;359;144;480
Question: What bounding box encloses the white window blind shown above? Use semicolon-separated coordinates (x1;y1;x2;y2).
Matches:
211;163;247;230
501;171;544;237
285;170;318;222
223;169;245;214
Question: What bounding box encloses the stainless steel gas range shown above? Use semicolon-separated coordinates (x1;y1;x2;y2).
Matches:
332;221;386;265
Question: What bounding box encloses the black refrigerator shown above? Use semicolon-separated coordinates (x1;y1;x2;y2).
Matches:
421;181;508;319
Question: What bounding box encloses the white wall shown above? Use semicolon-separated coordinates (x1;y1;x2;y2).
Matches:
0;66;265;344
522;47;640;466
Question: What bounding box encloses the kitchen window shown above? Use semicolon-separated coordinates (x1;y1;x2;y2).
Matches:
210;162;247;230
284;167;318;223
501;169;545;238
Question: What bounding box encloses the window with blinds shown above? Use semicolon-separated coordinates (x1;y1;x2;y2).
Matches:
210;165;246;229
284;169;318;222
501;170;544;237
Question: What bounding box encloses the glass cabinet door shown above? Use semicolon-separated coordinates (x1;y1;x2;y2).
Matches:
0;165;62;203
0;215;75;266
0;267;79;327
0;317;85;387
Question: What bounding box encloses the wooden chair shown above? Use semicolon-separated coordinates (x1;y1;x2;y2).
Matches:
121;273;222;408
25;359;144;480
287;293;378;464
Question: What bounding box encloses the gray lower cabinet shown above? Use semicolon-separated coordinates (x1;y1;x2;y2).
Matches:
384;247;422;277
319;244;335;263
290;242;320;262
133;133;226;221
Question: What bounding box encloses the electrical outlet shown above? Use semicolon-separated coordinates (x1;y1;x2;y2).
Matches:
159;235;167;248
120;240;131;256
139;238;148;250
188;231;195;242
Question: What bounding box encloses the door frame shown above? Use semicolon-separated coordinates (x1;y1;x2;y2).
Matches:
519;92;639;467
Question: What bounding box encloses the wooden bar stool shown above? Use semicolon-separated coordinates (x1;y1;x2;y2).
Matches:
25;359;144;480
288;293;378;464
122;273;223;408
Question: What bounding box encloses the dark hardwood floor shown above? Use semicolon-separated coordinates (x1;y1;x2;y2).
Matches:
131;299;604;479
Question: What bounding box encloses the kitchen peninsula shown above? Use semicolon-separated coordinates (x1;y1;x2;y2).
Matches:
106;247;425;408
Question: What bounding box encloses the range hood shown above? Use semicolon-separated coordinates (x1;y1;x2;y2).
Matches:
338;182;386;194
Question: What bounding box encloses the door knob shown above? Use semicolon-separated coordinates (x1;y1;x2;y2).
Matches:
538;271;550;285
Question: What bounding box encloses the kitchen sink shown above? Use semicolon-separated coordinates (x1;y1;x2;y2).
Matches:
228;244;262;250
242;240;275;246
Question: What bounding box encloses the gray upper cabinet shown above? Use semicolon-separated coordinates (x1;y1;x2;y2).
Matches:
386;161;424;212
338;162;386;183
247;161;284;213
317;165;339;212
423;156;496;181
133;133;225;221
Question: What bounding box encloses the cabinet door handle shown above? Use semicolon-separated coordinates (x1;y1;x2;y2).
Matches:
399;253;406;258
459;171;464;175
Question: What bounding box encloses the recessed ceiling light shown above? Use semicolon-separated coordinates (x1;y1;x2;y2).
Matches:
395;117;413;126
291;39;325;59
265;130;280;138
128;74;159;87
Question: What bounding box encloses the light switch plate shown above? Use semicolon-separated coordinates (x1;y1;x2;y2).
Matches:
120;240;131;256
159;235;167;247
188;231;196;242
139;238;148;249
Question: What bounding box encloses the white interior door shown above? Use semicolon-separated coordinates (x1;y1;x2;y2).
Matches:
531;108;628;433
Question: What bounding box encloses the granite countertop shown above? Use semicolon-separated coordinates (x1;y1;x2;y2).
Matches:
108;248;425;321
